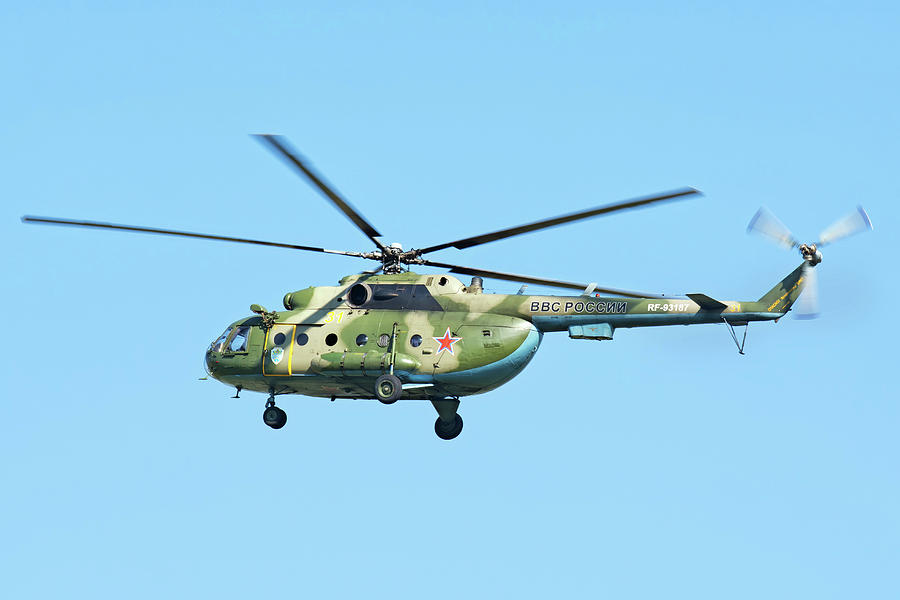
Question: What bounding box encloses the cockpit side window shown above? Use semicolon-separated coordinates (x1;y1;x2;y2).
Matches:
210;328;232;352
227;326;251;353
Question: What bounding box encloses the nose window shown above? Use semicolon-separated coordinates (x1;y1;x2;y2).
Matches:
228;326;250;353
210;328;232;352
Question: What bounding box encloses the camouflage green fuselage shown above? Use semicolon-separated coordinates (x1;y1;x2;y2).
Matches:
205;266;805;400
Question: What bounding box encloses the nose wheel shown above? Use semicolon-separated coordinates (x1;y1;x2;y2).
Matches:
263;392;287;429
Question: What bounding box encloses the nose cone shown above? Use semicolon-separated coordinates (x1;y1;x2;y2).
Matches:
206;325;233;377
204;349;219;378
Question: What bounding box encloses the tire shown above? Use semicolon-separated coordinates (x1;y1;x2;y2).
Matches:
263;406;287;429
375;374;402;404
434;414;463;440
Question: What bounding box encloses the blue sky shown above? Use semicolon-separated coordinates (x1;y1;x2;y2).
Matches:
2;2;897;598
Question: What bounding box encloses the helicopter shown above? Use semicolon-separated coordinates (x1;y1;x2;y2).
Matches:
22;135;873;440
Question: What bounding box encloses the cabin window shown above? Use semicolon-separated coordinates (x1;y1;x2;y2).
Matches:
410;334;423;347
273;332;286;345
356;334;368;347
296;333;309;346
210;328;231;352
377;334;391;347
325;333;338;346
228;326;250;352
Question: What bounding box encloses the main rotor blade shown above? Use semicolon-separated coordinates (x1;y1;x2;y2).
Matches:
794;264;820;319
746;206;799;249
253;134;385;250
416;187;701;255
420;259;666;298
817;205;873;247
21;216;374;258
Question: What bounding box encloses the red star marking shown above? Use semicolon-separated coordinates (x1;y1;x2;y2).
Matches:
433;327;462;355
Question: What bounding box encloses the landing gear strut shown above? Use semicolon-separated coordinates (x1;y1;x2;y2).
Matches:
431;398;463;440
262;390;287;429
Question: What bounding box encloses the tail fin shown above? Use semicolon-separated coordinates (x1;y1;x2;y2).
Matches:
758;263;808;313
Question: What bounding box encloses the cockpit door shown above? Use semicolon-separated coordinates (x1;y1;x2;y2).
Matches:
263;324;296;376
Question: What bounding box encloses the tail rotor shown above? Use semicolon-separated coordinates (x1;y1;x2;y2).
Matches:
794;262;820;319
746;206;800;249
747;205;873;318
817;205;873;247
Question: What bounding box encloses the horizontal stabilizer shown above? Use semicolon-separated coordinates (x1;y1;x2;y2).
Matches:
687;293;727;310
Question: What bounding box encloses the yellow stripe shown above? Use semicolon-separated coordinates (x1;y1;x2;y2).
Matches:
288;325;296;376
262;324;295;377
262;331;269;376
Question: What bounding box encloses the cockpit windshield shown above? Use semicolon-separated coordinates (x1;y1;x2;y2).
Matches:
210;328;232;352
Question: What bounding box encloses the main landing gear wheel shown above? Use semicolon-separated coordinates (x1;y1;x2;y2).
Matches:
434;414;463;440
263;404;287;429
375;374;402;404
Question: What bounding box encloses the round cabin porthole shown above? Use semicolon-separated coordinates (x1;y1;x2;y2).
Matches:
410;334;423;347
273;332;286;345
377;334;391;347
325;333;338;346
356;334;368;347
296;333;309;346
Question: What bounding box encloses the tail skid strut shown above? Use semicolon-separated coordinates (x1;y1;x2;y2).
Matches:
723;318;749;354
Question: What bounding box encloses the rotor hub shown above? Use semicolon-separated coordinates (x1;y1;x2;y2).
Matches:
381;245;406;274
799;243;822;266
